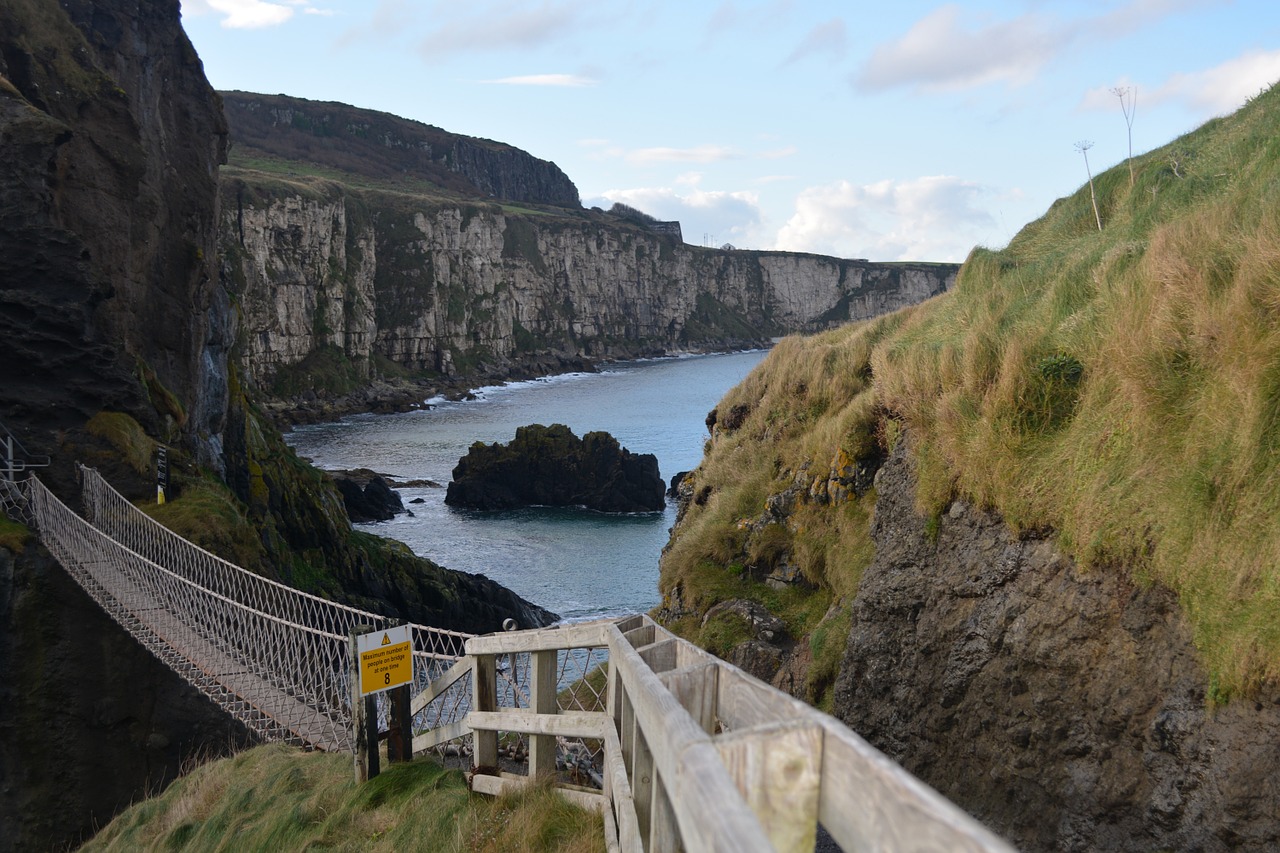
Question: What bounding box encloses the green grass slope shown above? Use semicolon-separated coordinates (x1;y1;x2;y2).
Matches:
661;81;1280;701
80;744;604;853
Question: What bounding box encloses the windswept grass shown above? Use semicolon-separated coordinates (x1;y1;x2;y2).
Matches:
659;319;899;644
872;82;1280;697
81;743;604;853
662;81;1280;700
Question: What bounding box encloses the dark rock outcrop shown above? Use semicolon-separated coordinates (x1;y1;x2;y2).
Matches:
0;0;230;471
831;438;1280;852
0;543;254;853
0;3;559;848
446;423;665;513
331;469;407;523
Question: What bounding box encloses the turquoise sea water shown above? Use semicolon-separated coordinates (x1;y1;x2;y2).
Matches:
286;350;768;622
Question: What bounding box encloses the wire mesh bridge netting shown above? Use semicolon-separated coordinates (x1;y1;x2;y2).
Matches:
11;466;610;769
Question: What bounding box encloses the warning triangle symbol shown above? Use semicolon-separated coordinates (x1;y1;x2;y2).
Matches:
381;633;391;646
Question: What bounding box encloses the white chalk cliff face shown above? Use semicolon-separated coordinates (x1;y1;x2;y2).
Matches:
221;182;957;393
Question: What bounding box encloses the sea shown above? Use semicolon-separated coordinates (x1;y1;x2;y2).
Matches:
285;350;769;623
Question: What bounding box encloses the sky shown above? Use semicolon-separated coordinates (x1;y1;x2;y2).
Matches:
179;1;1280;262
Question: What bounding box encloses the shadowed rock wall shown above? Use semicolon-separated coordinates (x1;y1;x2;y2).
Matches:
832;439;1280;852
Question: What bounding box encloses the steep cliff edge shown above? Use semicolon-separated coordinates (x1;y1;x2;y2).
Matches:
658;83;1280;848
212;92;957;416
219;169;955;415
833;439;1280;851
0;4;554;849
221;91;581;207
0;0;229;470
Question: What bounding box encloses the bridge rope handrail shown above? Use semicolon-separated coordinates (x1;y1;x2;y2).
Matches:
13;469;481;751
77;465;473;663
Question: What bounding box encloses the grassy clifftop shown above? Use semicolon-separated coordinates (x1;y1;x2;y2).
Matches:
81;744;603;852
662;81;1280;700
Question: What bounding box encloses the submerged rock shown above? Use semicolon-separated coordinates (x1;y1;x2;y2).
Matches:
445;423;664;513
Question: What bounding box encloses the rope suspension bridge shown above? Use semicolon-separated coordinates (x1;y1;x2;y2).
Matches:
1;435;1013;852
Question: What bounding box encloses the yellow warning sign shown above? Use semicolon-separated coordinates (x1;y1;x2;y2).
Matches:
357;625;413;696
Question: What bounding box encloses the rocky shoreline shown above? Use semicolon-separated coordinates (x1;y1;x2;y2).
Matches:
262;343;771;428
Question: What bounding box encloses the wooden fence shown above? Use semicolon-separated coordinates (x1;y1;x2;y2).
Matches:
395;613;1015;853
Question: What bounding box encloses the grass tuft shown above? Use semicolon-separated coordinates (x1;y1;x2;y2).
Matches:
81;743;604;852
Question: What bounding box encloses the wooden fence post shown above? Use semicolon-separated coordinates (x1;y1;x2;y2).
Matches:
349;625;371;783
388;682;412;762
529;649;557;778
472;653;498;769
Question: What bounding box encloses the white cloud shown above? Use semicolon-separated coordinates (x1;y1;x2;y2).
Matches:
856;0;1210;94
418;0;595;58
482;74;596;87
1149;50;1280;115
760;145;798;160
781;18;847;67
855;4;1063;93
1078;50;1280;119
588;186;765;245
183;0;296;28
626;145;741;165
774;176;994;262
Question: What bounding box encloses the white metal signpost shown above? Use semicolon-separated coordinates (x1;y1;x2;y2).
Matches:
356;624;413;696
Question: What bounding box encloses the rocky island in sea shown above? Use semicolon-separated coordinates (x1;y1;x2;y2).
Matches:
445;424;665;513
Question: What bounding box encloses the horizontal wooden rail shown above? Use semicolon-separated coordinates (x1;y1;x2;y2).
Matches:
413;614;1017;853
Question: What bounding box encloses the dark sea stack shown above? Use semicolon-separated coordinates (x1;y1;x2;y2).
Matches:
446;423;665;513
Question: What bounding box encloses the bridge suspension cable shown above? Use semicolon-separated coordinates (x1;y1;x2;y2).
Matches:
13;468;472;751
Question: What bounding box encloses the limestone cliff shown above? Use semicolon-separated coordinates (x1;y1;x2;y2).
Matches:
219;176;956;404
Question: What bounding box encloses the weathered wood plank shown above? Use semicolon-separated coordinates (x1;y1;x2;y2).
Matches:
649;771;680;853
465;620;610;655
622;623;656;649
817;719;1017;853
472;654;498;768
470;773;608;813
604;725;644;853
613;614;645;634
715;721;824;852
409;654;473;715
632;725;655;850
668;740;775;853
606;624;773;853
529;649;558;778
715;662;803;731
637;638;679;673
658;663;718;735
411;719;470;753
602;800;622;853
466;709;609;739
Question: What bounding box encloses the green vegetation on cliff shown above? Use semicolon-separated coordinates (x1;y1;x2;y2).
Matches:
81;744;603;853
663;82;1280;700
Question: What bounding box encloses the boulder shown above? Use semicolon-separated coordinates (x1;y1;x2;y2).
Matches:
330;470;406;523
445;423;664;513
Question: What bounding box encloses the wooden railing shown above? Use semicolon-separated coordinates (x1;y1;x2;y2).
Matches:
415;613;1015;853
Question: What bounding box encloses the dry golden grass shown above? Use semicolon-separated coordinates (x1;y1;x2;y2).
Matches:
662;81;1280;700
